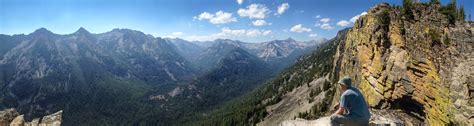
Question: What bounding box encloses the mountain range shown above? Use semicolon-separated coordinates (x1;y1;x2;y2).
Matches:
0;27;323;125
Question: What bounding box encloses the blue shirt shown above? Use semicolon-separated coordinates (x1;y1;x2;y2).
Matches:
340;87;371;119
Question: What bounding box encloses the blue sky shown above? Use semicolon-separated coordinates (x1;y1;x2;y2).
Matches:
0;0;472;42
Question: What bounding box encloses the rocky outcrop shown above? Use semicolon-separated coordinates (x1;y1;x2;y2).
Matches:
38;110;62;126
279;117;331;126
0;108;62;126
333;3;473;125
0;108;19;126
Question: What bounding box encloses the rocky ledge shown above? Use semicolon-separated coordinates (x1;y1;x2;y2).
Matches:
0;108;62;126
280;110;423;126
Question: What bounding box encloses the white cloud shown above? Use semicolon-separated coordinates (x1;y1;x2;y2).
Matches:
185;35;215;41
246;29;262;37
320;23;333;30
315;23;321;27
217;28;247;37
252;20;269;26
218;28;271;37
315;15;321;18
276;3;289;15
350;12;367;23
165;32;184;38
195;11;237;24
337;20;351;27
320;18;331;23
196;12;213;20
184;28;272;41
309;33;317;37
290;24;312;33
172;32;183;36
237;0;243;5
238;4;269;19
262;30;272;36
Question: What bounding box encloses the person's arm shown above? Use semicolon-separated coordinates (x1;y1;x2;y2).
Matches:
334;92;348;115
334;106;345;115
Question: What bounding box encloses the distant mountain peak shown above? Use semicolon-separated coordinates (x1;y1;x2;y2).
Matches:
214;38;234;42
110;28;146;36
31;27;54;35
285;37;296;42
74;27;91;35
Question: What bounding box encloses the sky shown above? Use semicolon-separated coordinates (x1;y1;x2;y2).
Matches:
0;0;472;43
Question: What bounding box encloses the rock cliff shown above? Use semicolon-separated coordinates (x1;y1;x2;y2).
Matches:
0;108;62;126
333;3;473;125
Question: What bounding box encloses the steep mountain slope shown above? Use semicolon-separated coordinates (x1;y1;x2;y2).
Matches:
196;1;473;125
194;39;243;71
164;38;205;62
96;29;196;83
143;47;274;125
192;47;273;104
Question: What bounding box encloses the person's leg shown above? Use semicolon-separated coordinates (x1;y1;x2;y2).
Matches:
330;114;369;126
330;114;350;126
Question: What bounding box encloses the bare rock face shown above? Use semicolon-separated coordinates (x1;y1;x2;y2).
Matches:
333;3;473;125
38;110;62;126
0;108;19;126
280;117;331;126
10;115;25;126
0;108;61;126
24;118;40;126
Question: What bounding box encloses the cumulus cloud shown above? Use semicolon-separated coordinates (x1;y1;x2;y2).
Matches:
350;12;367;23
237;0;243;5
290;24;312;33
238;4;269;19
315;17;333;30
337;20;351;27
184;28;272;41
309;33;317;37
320;18;331;23
320;23;333;30
195;11;237;24
276;3;289;15
252;20;270;26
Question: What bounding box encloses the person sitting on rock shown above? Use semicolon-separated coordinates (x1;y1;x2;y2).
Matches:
330;76;371;126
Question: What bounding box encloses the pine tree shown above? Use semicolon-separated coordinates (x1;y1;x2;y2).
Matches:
440;0;459;24
458;5;465;21
447;0;457;11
